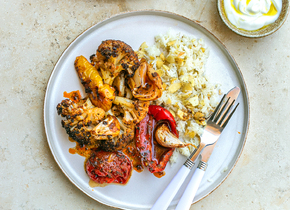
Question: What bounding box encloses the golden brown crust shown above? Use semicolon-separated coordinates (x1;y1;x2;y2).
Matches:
100;123;135;152
91;40;140;85
91;115;121;140
56;98;120;146
113;96;150;125
74;55;115;111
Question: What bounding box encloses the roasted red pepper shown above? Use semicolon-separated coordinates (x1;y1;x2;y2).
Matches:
136;105;178;173
148;105;178;136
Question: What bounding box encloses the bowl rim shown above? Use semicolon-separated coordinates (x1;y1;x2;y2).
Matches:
217;0;290;38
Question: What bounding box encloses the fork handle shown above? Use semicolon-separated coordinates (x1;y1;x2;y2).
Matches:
151;165;191;210
175;167;205;210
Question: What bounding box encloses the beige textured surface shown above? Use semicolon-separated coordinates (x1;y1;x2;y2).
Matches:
1;0;290;209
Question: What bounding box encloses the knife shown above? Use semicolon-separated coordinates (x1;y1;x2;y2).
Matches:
175;86;240;210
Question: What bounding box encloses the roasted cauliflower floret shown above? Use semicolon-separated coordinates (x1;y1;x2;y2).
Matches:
113;72;134;99
113;72;126;97
57;97;105;125
91;115;121;140
113;73;133;99
100;118;135;152
128;58;163;101
56;97;120;146
75;55;115;111
113;96;149;125
91;40;140;85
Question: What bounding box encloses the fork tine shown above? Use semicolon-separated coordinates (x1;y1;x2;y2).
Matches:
209;94;226;121
217;99;235;126
221;103;239;127
213;97;230;123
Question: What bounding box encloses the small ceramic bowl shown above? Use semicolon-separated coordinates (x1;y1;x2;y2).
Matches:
217;0;290;38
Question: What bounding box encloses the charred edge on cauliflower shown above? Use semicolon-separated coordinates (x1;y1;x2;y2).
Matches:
100;124;134;152
92;40;140;79
113;96;150;125
56;98;108;146
61;120;93;145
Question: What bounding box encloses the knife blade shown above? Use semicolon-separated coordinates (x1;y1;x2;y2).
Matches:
175;86;240;210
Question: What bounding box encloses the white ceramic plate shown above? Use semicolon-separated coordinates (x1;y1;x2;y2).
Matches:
44;10;249;210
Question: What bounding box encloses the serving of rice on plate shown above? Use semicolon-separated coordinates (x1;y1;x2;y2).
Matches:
137;30;221;163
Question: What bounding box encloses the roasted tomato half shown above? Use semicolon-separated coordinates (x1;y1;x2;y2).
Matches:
86;150;132;185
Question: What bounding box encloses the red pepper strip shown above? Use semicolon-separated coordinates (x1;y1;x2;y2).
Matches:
136;105;178;173
148;105;178;137
135;115;152;167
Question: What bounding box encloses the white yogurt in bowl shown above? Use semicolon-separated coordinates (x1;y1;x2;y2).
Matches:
224;0;282;31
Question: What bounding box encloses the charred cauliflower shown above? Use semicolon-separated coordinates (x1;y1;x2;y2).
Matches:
112;72;134;99
56;97;120;146
91;40;140;85
100;117;135;152
60;40;158;152
113;96;150;125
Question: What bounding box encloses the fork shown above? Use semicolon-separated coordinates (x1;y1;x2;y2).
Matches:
150;93;239;210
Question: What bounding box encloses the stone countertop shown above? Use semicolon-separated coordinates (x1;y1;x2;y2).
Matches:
1;0;290;209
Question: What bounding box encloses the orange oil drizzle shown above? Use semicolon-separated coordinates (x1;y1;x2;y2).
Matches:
153;171;166;178
63;90;82;103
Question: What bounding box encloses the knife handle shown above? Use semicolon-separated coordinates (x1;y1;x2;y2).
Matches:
151;165;191;210
175;165;206;210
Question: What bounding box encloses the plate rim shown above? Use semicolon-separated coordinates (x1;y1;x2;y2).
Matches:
43;9;250;209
